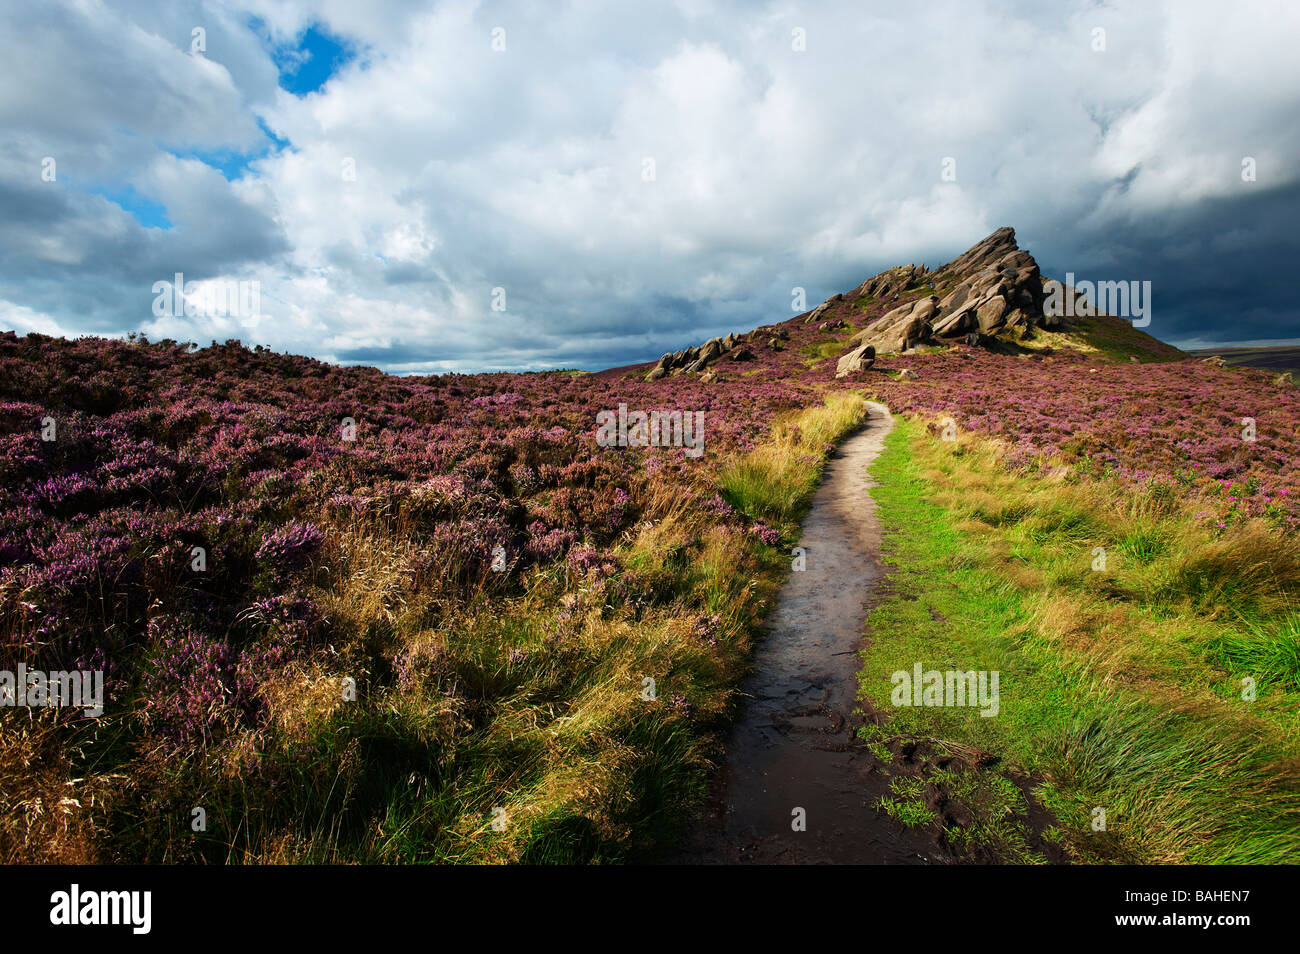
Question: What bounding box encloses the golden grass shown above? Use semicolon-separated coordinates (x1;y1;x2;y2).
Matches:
877;416;1300;862
225;393;871;863
0;711;106;863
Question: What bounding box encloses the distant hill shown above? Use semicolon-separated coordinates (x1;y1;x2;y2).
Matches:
638;227;1184;382
1186;345;1300;375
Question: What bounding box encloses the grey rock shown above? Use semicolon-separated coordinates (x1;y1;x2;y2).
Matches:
835;343;876;378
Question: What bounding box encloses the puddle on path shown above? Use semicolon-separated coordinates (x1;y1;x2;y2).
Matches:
675;401;942;864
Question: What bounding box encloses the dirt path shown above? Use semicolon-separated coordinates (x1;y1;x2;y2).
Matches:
676;401;940;864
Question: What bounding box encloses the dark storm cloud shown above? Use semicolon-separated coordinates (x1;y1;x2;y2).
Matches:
1;0;1298;366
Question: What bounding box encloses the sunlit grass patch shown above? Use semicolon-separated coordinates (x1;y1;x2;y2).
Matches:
859;416;1300;864
717;391;869;529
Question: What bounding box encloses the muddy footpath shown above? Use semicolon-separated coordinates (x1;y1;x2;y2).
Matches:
674;401;941;864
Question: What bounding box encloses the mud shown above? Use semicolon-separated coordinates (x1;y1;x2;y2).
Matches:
675;401;943;864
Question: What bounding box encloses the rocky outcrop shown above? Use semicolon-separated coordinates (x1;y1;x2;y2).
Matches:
646;329;753;380
851;263;928;302
841;227;1053;357
847;297;935;355
643;226;1135;383
803;294;843;324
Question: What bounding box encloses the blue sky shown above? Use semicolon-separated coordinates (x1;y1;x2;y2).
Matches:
2;0;1298;371
84;183;174;230
272;23;355;96
69;22;345;228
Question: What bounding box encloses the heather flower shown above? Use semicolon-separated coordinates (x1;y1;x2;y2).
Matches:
256;520;324;576
140;616;239;744
693;614;721;647
566;545;619;579
701;493;735;517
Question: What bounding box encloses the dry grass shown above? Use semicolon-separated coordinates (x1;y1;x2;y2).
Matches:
0;711;107;863
57;392;869;864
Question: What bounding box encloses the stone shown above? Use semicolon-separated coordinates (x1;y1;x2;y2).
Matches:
975;296;1008;332
932;301;978;337
911;296;939;323
835;343;876;378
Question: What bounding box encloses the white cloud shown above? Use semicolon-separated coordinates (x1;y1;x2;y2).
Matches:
0;301;82;338
2;0;1299;366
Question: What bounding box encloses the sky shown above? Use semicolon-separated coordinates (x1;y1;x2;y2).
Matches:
2;0;1298;373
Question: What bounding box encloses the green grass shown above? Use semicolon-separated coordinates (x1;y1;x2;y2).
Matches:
716;392;869;529
857;417;1300;863
800;337;854;366
1061;312;1185;363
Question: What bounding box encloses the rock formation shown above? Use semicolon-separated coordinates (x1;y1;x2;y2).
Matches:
838;227;1058;360
643;225;1173;384
645;328;776;381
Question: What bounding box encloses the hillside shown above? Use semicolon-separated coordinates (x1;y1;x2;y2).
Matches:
1187;345;1300;376
633;227;1183;386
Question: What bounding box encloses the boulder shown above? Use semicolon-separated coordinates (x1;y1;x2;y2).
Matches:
938;280;973;314
835;343;876;377
848;297;934;354
911;296;939;323
976;296;1008;333
645;354;671;381
651;332;743;379
937;227;1018;276
932;302;978;337
852;263;927;302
